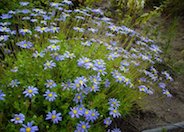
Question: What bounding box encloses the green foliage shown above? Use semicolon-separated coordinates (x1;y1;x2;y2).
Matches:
104;0;162;29
0;0;19;14
84;0;103;5
135;7;161;26
0;31;142;131
109;0;146;17
146;0;184;17
163;0;184;16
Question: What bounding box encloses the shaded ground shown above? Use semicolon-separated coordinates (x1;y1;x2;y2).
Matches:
120;18;184;132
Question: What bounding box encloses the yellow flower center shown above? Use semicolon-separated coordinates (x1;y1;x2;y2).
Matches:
41;27;45;31
52;115;56;120
24;44;27;47
113;110;117;113
82;125;86;129
49;82;53;86
79;80;83;85
91;86;95;90
26;127;31;132
28;89;33;93
73;110;77;114
77;96;81;99
16;117;20;120
46;62;50;66
92;113;95;116
99;70;102;73
84;59;89;63
23;29;28;32
51;45;56;49
48;93;53;97
85;111;89;114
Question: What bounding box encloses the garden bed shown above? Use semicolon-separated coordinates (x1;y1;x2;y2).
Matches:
0;1;183;132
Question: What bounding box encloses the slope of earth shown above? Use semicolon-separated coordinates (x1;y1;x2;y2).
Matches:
128;18;184;132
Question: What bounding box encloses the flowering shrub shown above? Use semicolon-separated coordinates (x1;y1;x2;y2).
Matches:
0;0;173;131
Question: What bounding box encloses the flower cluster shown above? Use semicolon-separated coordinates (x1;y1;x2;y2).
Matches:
0;0;174;131
69;106;100;131
108;98;121;118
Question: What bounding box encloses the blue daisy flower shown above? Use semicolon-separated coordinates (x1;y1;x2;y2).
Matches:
89;75;101;84
109;107;121;118
158;82;166;89
0;26;11;33
23;86;39;98
0;14;12;19
89;84;99;92
43;90;57;102
108;98;120;108
11;113;25;124
77;57;93;69
35;26;49;33
19;2;29;6
49;26;60;33
47;44;60;52
72;76;87;91
32;51;45;58
63;51;76;59
75;121;90;132
0;35;9;42
45;79;57;88
0;90;5;100
85;109;99;122
16;40;33;49
69;107;83;118
9;79;20;88
73;93;84;103
73;27;85;32
19;29;32;36
44;60;56;70
104;79;110;88
111;128;121;132
104;117;112;126
163;89;172;97
46;110;62;124
20;121;38;132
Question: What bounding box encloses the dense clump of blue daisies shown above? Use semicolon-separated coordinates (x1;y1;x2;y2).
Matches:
0;0;173;132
